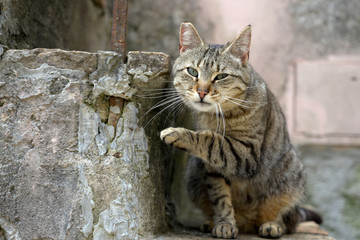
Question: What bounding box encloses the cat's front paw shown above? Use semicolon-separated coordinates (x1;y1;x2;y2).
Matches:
212;223;238;239
259;222;283;239
160;127;187;150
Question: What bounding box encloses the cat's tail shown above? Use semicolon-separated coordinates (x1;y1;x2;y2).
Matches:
298;206;323;224
283;205;322;233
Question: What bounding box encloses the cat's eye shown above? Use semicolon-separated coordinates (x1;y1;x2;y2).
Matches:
214;73;228;81
187;67;198;78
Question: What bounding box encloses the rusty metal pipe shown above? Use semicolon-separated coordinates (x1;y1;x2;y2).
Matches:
111;0;128;63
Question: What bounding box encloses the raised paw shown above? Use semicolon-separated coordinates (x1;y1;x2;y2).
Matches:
160;127;187;149
212;223;238;239
259;222;283;239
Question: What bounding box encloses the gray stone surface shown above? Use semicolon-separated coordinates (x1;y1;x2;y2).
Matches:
0;47;170;239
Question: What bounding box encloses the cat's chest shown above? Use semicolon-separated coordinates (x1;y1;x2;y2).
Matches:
195;113;224;132
195;113;246;134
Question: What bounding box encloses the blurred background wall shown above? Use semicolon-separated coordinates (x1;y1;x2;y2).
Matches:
1;0;360;239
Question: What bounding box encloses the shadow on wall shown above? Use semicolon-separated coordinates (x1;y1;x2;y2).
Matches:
0;0;112;51
127;0;214;60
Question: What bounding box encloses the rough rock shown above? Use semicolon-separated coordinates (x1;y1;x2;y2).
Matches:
0;47;170;239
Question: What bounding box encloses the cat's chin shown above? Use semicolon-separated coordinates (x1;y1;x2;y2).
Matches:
190;101;215;112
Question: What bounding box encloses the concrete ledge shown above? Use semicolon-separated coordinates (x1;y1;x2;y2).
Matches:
157;233;334;239
156;222;334;240
157;233;334;240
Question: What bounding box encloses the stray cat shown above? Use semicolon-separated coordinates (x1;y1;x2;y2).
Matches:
160;22;322;239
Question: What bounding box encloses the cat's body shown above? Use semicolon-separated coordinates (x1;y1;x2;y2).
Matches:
160;23;321;239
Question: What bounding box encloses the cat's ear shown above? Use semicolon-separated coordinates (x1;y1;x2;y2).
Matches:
179;22;205;55
224;25;251;65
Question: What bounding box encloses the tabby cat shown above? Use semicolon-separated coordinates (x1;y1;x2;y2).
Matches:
160;22;322;239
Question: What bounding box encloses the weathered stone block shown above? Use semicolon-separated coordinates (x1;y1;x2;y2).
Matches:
0;47;170;239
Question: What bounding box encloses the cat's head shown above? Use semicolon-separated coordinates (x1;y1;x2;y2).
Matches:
173;22;256;114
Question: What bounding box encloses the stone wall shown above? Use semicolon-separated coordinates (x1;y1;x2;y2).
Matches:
0;46;171;239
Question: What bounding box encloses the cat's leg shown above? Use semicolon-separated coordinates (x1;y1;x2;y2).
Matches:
206;173;238;239
280;206;301;235
258;205;322;238
258;208;300;238
185;156;215;232
258;210;287;238
256;194;301;239
257;150;308;238
185;155;238;238
160;127;259;178
160;127;204;153
259;221;284;239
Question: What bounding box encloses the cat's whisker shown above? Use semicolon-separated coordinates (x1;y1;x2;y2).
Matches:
163;99;186;126
146;96;178;110
217;103;226;145
225;95;267;105
136;89;179;94
143;97;184;128
135;92;180;99
213;103;220;135
140;88;177;92
141;95;182;120
135;88;184;97
136;91;185;98
222;96;257;109
172;103;187;122
246;85;266;89
137;85;188;127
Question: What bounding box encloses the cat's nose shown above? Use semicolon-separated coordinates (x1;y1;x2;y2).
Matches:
197;89;209;100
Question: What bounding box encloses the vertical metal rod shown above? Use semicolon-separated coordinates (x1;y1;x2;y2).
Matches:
111;0;128;63
110;0;126;128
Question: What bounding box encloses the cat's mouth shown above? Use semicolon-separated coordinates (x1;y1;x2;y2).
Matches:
195;101;211;106
192;101;213;112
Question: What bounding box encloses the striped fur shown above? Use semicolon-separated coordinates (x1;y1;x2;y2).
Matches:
160;23;319;239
